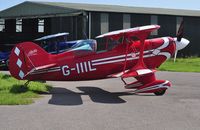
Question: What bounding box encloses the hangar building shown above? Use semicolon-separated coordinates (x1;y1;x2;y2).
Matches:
0;1;200;56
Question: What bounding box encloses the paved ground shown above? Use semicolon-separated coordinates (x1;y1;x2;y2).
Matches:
0;71;200;130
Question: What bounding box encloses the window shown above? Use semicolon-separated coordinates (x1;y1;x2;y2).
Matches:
0;19;5;32
38;19;44;33
151;15;158;35
123;14;131;29
16;19;22;32
100;13;109;34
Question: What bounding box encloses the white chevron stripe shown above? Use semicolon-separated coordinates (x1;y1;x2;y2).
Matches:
92;54;127;63
157;37;169;50
92;50;153;63
92;54;154;66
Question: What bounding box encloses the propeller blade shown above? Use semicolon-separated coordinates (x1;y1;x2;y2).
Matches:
173;20;189;61
177;21;184;42
174;50;178;63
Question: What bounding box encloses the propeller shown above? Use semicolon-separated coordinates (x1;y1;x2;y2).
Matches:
177;21;184;42
173;21;190;62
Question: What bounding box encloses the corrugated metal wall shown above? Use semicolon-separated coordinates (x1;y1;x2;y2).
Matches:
182;16;200;56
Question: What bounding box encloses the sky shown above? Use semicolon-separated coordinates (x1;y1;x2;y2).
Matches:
0;0;200;11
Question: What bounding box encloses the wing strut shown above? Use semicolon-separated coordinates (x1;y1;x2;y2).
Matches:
121;31;153;79
133;34;148;70
107;25;160;79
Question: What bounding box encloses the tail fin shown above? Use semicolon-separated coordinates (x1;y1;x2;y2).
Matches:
9;42;56;80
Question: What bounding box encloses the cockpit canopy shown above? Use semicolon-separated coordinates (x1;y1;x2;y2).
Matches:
57;39;97;53
40;39;97;54
70;39;97;52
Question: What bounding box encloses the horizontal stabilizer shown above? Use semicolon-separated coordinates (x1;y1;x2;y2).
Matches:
28;63;57;75
34;63;56;70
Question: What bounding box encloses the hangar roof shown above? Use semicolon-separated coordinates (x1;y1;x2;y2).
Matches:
0;1;200;19
0;1;83;19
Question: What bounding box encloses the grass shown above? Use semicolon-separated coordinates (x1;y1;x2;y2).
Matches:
0;73;52;105
158;57;200;72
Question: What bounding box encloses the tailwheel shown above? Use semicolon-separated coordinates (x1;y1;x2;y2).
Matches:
154;89;166;96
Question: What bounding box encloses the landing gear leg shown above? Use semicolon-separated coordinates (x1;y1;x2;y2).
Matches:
24;80;30;87
121;77;127;85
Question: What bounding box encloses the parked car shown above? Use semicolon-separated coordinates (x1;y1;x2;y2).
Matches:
0;51;10;69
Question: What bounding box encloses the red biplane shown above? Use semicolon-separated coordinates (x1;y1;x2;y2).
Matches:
9;24;189;96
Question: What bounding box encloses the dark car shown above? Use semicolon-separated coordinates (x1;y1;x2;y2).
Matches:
0;51;10;69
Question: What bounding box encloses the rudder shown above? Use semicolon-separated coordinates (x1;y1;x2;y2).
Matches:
9;42;54;80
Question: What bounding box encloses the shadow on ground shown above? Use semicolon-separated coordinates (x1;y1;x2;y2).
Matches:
48;86;135;106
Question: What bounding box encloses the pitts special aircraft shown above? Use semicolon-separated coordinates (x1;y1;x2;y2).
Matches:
9;23;189;96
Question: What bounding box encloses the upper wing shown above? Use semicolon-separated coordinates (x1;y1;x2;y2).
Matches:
96;25;160;38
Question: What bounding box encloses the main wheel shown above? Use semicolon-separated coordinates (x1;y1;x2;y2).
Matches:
154;89;166;96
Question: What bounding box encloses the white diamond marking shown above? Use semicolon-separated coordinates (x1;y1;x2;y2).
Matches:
17;59;22;68
19;70;24;79
14;47;20;56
